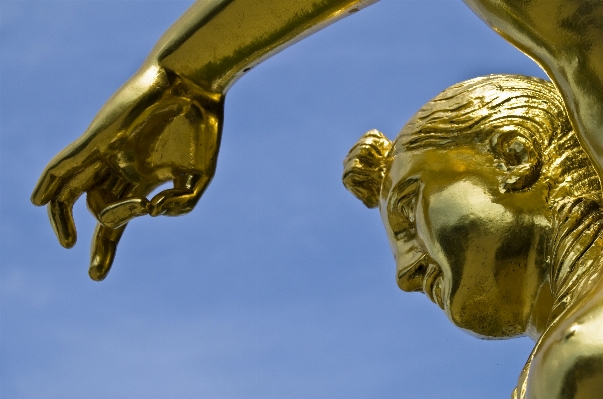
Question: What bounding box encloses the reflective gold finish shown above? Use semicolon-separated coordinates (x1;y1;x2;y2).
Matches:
464;0;603;190
343;75;603;399
31;0;376;281
32;0;603;397
445;3;603;397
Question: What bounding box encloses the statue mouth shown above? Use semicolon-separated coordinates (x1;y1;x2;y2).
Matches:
397;255;445;310
423;263;444;310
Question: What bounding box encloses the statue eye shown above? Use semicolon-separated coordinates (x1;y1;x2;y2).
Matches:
388;179;419;240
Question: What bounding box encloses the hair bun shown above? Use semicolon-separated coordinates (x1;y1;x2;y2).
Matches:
343;129;392;208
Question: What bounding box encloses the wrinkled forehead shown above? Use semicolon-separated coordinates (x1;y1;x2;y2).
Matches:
380;75;566;205
391;112;489;158
388;77;562;157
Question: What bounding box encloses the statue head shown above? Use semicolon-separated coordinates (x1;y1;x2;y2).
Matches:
343;75;600;339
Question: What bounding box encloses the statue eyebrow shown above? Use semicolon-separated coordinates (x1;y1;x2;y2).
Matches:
388;178;419;208
387;178;420;238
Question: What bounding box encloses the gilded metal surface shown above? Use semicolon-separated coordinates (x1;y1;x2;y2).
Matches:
32;0;603;398
31;0;376;281
464;0;603;181
344;75;603;398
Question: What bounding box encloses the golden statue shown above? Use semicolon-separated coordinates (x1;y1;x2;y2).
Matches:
31;0;603;397
343;74;603;399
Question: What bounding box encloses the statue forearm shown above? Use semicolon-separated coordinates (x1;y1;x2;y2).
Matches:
145;0;378;93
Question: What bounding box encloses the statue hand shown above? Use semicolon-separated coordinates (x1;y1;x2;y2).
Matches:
31;65;224;281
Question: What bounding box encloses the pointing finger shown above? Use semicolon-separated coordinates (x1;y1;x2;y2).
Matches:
32;171;65;206
45;160;109;247
48;200;77;248
89;222;126;281
32;134;104;206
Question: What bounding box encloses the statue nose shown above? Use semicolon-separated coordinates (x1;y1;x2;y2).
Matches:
394;234;429;292
396;252;428;292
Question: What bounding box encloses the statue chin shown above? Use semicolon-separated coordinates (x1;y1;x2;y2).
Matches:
448;306;526;340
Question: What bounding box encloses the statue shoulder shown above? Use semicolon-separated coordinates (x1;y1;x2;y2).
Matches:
524;273;603;399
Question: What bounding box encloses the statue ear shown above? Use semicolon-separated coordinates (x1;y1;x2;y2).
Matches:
489;129;542;193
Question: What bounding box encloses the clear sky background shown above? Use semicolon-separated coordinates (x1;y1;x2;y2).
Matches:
1;1;550;398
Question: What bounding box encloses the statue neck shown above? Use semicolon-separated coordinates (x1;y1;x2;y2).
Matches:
546;196;603;323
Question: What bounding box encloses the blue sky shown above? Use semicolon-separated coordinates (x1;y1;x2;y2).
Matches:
1;1;549;398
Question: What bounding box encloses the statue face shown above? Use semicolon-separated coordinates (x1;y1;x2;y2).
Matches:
380;143;550;338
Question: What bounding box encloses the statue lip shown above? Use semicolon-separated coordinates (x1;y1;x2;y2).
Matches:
423;263;444;309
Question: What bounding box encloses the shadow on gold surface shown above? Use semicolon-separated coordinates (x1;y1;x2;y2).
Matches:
344;75;603;399
32;0;603;398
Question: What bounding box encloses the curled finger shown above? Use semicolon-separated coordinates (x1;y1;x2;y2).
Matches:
48;200;77;248
89;222;127;281
46;160;108;247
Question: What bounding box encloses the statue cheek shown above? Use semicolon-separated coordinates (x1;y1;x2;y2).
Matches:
413;186;464;285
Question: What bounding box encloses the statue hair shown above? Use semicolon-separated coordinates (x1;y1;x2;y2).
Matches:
343;74;600;207
343;129;392;208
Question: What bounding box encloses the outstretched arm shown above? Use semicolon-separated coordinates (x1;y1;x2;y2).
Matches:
151;0;378;93
32;0;378;280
